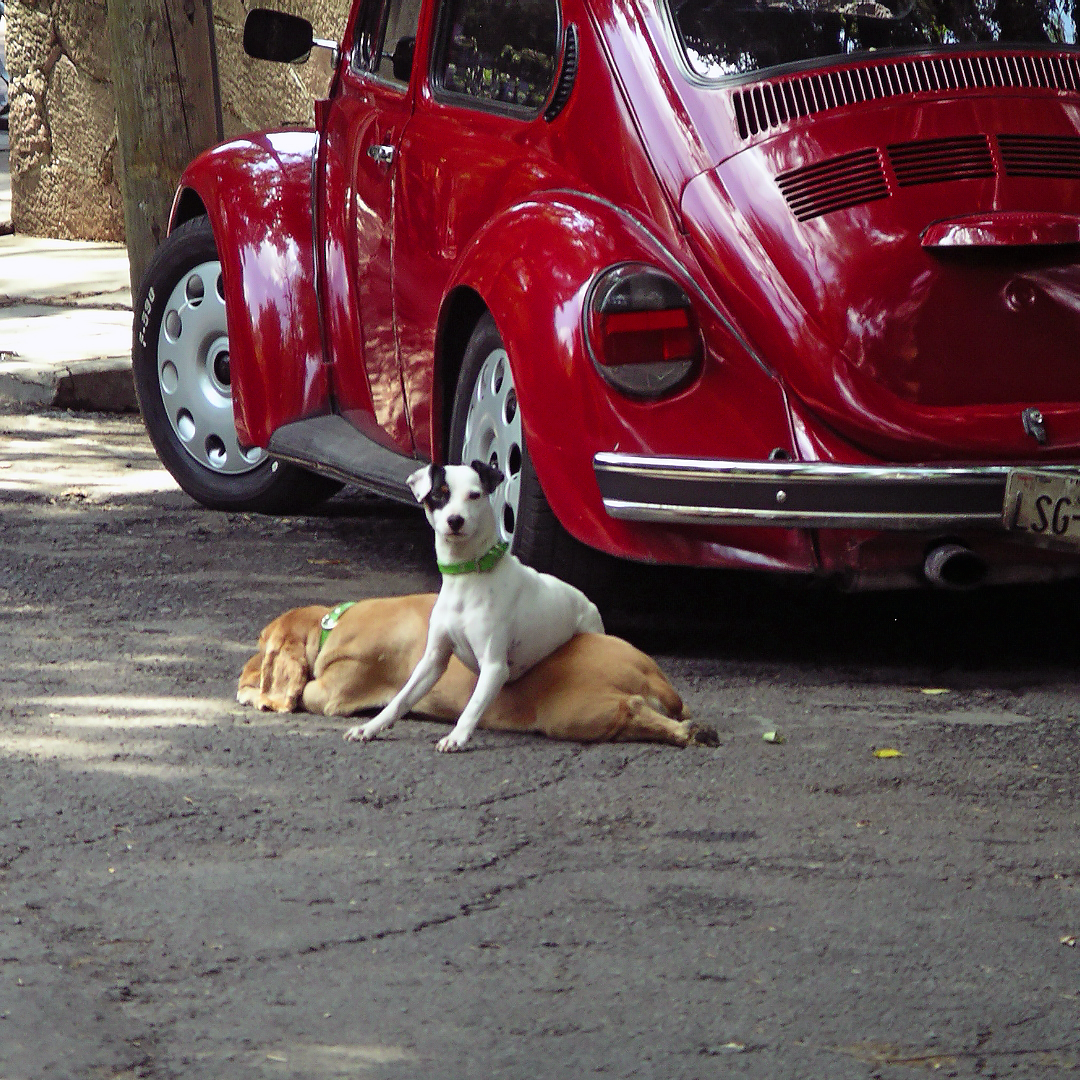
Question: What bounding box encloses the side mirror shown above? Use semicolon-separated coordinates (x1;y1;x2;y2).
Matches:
244;8;315;64
392;36;416;82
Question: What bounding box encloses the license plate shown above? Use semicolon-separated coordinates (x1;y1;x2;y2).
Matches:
1003;468;1080;549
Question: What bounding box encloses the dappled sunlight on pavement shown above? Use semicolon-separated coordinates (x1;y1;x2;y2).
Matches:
0;409;177;499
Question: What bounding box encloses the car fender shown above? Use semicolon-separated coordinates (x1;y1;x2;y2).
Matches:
169;130;330;448
442;189;799;560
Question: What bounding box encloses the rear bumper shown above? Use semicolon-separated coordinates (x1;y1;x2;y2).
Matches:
593;453;1078;531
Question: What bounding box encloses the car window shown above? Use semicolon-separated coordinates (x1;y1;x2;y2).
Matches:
377;0;424;84
434;0;559;112
669;0;1080;80
352;0;387;70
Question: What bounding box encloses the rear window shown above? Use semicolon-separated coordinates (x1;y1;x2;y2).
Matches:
669;0;1079;79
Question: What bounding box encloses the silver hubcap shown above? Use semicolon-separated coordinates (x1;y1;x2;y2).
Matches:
157;260;266;475
461;347;522;544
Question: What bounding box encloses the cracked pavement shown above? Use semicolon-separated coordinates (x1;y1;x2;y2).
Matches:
0;407;1079;1079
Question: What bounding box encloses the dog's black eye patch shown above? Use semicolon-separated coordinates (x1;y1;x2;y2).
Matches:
425;483;451;510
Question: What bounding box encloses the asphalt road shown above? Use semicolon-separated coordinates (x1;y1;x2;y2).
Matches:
0;406;1078;1080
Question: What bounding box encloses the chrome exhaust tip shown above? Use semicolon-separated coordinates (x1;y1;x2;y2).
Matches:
923;543;988;590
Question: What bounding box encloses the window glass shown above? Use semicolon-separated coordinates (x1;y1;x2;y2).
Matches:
670;0;1079;79
436;0;559;110
376;0;424;83
352;0;387;70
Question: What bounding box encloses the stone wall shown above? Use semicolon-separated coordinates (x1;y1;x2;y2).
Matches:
6;0;349;241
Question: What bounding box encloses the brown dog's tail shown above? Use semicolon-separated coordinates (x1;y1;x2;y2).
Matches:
236;606;328;713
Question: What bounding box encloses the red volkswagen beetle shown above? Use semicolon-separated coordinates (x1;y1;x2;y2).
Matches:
134;0;1080;593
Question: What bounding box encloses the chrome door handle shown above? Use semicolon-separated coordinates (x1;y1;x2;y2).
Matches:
367;144;394;166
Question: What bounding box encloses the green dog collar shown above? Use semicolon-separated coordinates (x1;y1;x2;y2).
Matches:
438;541;509;576
319;601;356;653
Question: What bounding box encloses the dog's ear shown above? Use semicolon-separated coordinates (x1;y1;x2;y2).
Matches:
470;460;505;495
407;463;439;505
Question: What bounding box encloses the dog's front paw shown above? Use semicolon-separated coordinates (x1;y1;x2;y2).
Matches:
343;724;365;742
435;731;470;753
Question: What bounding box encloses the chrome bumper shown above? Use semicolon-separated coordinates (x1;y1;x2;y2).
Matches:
593;453;1078;530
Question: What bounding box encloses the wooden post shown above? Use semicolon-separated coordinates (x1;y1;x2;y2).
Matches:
107;0;224;294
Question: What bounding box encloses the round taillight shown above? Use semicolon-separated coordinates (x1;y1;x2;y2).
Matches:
585;264;703;398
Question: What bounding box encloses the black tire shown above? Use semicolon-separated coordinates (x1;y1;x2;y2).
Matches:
448;312;610;597
132;216;341;513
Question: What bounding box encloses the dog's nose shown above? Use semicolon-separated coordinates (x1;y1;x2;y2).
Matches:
447;514;465;533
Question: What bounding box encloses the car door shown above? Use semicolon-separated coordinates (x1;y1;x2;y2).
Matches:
390;0;563;461
319;0;424;455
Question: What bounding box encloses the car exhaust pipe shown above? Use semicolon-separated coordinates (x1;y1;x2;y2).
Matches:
923;543;988;590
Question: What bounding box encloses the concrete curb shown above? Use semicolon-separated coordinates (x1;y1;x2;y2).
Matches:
0;356;137;411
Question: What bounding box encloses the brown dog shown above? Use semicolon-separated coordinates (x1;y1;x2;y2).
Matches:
237;594;717;748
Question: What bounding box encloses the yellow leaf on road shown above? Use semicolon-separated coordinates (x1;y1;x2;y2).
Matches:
873;748;904;758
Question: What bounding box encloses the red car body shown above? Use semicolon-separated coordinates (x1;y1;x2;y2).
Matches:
166;0;1080;589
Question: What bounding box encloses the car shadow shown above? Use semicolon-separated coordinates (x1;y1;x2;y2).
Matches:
600;560;1079;672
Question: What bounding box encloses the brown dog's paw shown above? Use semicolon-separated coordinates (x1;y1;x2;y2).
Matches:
688;723;720;748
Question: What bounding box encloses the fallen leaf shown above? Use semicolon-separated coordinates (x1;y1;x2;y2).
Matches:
762;731;785;744
1060;935;1077;947
921;688;950;695
856;820;871;828
266;1051;288;1062
873;748;904;758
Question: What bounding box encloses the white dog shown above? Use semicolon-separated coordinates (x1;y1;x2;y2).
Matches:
344;461;605;752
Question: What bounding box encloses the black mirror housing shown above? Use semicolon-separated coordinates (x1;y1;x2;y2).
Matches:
392;36;416;83
243;8;315;64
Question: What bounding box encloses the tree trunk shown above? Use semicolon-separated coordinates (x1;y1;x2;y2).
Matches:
107;0;223;293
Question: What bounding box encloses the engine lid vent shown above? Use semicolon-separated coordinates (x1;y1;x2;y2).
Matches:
998;133;1080;177
733;51;1080;140
776;148;889;221
887;135;995;186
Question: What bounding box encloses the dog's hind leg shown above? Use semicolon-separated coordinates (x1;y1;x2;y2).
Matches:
540;694;718;747
616;696;719;746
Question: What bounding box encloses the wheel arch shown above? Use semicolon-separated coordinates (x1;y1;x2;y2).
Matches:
437;191;688;552
434;285;490;461
169;188;208;232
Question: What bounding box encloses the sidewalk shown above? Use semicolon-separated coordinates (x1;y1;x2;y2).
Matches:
0;130;137;411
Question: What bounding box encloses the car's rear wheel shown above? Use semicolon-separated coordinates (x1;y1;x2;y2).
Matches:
448;312;609;597
132;216;340;513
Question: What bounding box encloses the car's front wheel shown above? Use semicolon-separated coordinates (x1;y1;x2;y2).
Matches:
448;312;609;596
132;216;340;513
